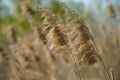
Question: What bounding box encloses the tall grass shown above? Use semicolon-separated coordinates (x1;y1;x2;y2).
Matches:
0;1;120;80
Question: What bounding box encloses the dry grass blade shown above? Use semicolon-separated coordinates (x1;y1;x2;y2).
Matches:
110;68;115;80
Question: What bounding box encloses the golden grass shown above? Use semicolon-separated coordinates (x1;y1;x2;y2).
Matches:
0;1;120;80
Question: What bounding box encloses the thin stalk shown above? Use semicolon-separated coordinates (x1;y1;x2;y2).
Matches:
85;26;111;80
110;68;114;80
92;39;111;80
71;54;81;80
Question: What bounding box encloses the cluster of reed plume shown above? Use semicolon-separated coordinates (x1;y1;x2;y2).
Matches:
0;1;118;80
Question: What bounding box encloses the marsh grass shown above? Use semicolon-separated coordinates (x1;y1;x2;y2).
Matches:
0;1;119;80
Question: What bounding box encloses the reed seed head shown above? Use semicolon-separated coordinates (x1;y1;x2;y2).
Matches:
46;26;68;54
66;19;97;66
107;4;116;18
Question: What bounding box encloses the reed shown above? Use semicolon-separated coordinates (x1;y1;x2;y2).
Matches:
1;1;119;80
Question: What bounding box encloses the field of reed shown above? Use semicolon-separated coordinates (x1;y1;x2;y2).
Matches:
0;1;120;80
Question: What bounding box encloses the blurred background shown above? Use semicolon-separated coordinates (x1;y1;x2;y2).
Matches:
0;0;120;80
1;0;120;44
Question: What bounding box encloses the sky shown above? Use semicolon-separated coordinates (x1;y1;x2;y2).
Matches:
1;0;90;15
1;0;90;7
1;0;14;14
2;0;13;7
1;0;120;17
58;0;90;5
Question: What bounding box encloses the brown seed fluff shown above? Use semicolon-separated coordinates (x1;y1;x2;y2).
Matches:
38;4;97;66
66;19;97;66
46;26;68;54
38;7;59;26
